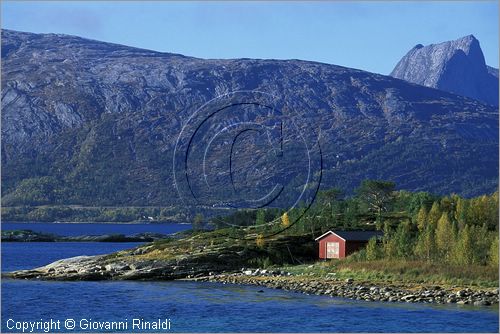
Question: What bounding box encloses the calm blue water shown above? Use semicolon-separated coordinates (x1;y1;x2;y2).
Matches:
1;242;144;272
2;222;191;236
2;236;499;332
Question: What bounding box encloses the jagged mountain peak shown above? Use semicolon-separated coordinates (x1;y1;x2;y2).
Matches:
448;34;483;60
390;35;498;106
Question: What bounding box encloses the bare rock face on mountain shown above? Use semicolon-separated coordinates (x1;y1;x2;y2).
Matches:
1;29;498;208
391;35;499;106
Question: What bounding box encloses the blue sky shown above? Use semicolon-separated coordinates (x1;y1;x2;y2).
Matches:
2;1;498;74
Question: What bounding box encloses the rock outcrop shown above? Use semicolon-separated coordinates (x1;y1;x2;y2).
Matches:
391;35;499;106
5;233;317;280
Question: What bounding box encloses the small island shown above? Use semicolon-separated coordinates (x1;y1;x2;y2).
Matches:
1;230;172;242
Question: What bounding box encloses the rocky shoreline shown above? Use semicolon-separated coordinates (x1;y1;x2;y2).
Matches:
5;255;499;307
192;269;499;307
4;253;234;281
4;230;498;307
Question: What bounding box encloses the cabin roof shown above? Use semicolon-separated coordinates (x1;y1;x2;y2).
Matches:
315;230;383;241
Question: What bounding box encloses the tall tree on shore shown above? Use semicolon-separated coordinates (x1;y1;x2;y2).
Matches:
394;221;413;258
427;202;442;229
435;212;454;259
317;188;343;226
356;180;395;226
343;198;361;229
489;236;499;267
415;225;435;262
454;197;468;229
415;207;428;232
383;237;398;259
451;224;473;265
471;224;491;264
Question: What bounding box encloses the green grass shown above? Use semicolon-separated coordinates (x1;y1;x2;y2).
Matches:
281;259;498;289
338;260;498;287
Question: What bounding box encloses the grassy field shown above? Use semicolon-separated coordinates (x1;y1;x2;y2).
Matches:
281;259;499;288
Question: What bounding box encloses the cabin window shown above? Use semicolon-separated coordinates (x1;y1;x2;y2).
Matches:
326;242;339;258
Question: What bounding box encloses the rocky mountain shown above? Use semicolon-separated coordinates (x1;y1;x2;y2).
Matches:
390;35;499;106
1;29;498;208
487;65;499;79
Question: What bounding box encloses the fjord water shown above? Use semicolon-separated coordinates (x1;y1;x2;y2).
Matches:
2;224;499;332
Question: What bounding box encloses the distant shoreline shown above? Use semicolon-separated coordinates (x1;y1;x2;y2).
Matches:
2;221;190;225
1;205;191;224
1;229;184;242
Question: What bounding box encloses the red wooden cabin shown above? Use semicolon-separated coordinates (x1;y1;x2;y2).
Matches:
315;230;383;259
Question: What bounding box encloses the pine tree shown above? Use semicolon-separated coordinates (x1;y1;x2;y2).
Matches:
356;180;395;225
